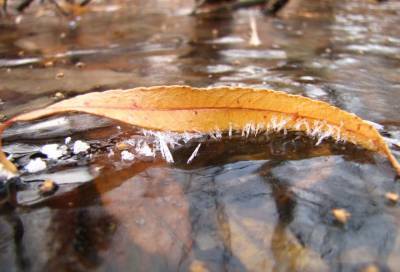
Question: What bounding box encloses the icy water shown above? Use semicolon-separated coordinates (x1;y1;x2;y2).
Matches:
1;0;400;271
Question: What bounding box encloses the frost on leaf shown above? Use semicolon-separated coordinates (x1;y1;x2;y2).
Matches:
0;86;399;175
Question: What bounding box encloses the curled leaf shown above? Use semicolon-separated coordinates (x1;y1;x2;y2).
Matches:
1;85;399;175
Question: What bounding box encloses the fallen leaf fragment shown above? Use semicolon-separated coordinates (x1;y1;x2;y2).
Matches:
361;264;380;272
385;192;399;203
1;85;399;175
332;208;351;224
189;260;210;272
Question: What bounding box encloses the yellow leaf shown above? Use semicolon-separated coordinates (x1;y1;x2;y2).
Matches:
1;85;399;175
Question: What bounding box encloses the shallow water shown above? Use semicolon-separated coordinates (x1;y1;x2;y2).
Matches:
1;0;400;271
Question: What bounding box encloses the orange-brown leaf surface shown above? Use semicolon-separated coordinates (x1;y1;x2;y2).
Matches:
1;85;399;175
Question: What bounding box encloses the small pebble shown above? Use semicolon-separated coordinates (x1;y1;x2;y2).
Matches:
135;218;145;226
44;61;54;67
56;72;64;79
15;15;23;24
39;179;57;195
54;92;65;99
385;192;399;203
332;208;351;224
75;62;85;68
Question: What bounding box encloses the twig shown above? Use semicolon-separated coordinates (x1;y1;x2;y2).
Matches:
192;0;267;15
2;0;7;13
80;0;91;6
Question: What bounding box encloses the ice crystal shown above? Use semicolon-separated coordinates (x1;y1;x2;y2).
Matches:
156;132;174;163
112;117;351;164
187;143;202;164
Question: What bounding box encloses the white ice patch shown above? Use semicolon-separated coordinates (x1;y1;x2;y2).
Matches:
25;158;47;173
41;144;67;160
65;137;72;144
135;142;155;157
121;150;135;161
73;140;90;154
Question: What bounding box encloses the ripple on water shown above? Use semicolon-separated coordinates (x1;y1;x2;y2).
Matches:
205;36;245;45
346;44;400;55
220;49;287;60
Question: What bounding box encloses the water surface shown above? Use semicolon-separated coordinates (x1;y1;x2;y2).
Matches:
1;0;400;271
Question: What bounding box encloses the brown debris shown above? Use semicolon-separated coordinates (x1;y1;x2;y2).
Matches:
39;179;57;195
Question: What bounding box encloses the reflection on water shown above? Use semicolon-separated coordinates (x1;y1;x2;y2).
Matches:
1;0;400;271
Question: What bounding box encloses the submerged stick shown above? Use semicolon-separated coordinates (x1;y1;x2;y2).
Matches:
1;85;399;175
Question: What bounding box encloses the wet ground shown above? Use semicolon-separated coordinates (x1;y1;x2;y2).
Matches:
1;0;400;271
